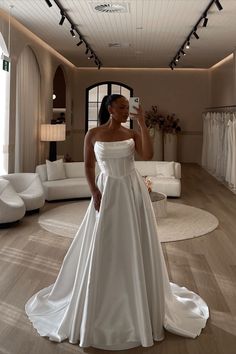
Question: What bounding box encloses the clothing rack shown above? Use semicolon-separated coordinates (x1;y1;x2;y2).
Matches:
204;105;236;112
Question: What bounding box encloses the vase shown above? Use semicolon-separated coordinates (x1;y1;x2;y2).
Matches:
149;128;163;161
164;133;178;161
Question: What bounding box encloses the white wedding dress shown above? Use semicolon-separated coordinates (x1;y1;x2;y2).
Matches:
25;138;209;350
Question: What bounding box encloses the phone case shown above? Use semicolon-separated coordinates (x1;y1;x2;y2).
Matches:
129;97;139;114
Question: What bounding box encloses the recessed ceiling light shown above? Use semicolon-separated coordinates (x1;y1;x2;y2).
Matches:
90;2;129;13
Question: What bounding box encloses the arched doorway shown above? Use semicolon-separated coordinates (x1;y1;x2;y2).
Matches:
15;45;41;172
0;32;10;174
52;65;67;160
85;81;133;132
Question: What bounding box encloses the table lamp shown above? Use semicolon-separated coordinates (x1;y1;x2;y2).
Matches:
41;124;66;161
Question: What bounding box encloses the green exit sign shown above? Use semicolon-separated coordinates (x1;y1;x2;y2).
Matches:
3;59;9;72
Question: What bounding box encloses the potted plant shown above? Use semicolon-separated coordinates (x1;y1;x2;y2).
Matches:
145;106;165;160
162;114;181;161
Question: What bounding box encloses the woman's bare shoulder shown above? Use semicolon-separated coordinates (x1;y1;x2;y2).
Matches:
85;126;105;145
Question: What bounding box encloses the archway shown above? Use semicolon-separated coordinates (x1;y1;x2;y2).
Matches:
0;32;10;174
52;65;67;159
15;45;41;172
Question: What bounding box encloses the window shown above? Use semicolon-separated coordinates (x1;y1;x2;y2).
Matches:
86;82;133;132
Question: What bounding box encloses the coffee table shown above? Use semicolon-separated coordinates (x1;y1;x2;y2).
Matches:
150;191;167;218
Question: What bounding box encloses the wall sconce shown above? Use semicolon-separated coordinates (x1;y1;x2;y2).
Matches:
41;124;66;161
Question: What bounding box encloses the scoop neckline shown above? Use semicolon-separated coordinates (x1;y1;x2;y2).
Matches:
94;138;134;144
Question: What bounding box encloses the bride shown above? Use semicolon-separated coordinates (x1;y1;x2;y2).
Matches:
25;94;209;350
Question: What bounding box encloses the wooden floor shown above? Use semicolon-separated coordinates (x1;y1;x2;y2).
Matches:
0;163;236;354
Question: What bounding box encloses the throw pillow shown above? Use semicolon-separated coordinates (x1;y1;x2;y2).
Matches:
156;161;175;178
46;159;66;181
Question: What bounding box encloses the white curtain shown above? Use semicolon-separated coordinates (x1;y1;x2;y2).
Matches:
15;46;40;172
201;111;236;190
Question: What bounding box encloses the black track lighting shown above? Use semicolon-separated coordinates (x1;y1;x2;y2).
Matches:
173;61;177;66
77;40;83;46
193;29;199;39
186;41;190;49
98;63;101;70
45;0;52;7
59;11;65;25
180;49;186;56
70;26;75;37
52;0;102;68
203;16;208;27
215;0;223;11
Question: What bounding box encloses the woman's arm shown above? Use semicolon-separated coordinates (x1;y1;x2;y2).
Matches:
131;106;153;160
84;129;102;211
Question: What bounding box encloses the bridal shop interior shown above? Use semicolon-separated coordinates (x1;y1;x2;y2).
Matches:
0;0;236;353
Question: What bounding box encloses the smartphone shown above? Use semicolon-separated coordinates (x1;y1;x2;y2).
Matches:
129;97;140;116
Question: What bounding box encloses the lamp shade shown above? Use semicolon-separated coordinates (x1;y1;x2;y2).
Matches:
41;124;66;142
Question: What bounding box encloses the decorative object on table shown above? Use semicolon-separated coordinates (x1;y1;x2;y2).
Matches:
40;124;66;161
145;106;165;161
150;191;167;218
144;176;152;193
163;114;181;162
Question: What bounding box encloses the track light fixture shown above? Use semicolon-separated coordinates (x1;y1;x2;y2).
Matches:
203;16;208;27
193;28;199;39
59;10;65;25
49;0;102;69
70;26;75;37
45;0;52;7
169;0;223;70
77;40;83;46
215;0;223;11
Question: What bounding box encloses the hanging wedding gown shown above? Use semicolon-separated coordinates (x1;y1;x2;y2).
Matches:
25;138;209;350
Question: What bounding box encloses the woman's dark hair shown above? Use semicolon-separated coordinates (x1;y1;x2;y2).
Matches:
98;94;124;125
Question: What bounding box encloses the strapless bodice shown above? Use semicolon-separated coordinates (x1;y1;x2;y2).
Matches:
94;138;135;178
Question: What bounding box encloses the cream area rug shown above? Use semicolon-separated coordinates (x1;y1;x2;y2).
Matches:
38;201;219;243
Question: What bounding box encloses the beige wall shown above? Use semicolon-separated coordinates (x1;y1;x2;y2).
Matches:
74;68;209;163
0;9;76;172
209;53;235;107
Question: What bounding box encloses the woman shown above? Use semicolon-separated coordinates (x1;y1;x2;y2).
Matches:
25;94;209;350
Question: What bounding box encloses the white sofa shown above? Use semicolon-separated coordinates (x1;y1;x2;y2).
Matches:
1;173;45;211
36;161;181;201
0;179;26;225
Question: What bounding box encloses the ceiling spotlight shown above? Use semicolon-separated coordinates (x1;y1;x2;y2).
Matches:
203;16;208;27
215;0;223;11
85;47;89;55
70;26;75;37
180;49;186;56
88;53;94;59
59;11;65;25
77;40;83;46
186;41;190;49
175;57;179;62
193;29;199;39
98;63;101;70
173;61;177;66
45;0;52;7
169;64;174;70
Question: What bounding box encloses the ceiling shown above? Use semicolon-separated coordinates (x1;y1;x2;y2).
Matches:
0;0;236;69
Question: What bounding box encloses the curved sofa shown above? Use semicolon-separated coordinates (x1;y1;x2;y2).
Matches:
0;179;26;225
1;173;45;211
36;161;181;201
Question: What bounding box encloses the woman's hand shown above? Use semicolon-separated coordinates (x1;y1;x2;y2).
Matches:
129;105;145;127
92;187;102;212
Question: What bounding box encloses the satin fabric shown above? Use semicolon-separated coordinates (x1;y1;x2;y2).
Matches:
25;138;209;350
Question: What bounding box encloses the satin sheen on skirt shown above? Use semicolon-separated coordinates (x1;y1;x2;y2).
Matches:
25;138;209;350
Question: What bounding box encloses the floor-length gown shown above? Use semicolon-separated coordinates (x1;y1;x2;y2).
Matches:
25;138;209;350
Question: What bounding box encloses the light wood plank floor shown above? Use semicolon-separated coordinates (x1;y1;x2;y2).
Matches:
0;163;236;354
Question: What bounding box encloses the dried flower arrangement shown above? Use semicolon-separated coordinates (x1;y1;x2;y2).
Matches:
145;106;181;134
144;176;152;193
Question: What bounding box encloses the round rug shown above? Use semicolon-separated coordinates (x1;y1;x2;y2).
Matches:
38;201;219;243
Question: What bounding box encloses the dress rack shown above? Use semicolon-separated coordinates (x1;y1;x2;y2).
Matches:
204;104;236;112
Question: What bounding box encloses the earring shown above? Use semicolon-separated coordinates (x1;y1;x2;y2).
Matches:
110;114;113;119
